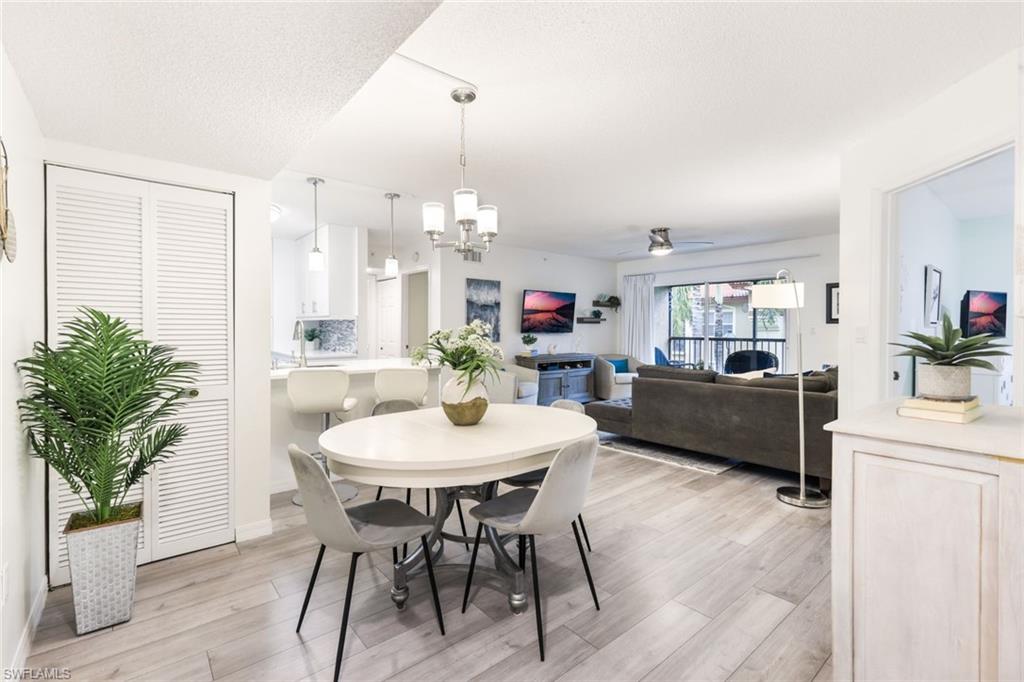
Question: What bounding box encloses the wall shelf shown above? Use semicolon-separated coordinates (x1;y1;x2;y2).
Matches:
592;300;619;311
576;317;606;324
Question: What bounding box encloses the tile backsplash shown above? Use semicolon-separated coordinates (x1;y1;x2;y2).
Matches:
316;319;357;354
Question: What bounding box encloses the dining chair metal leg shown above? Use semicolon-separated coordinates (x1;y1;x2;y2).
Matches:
572;521;600;611
402;488;412;559
455;499;470;551
577;514;592;552
392;546;398;567
375;486;383;501
333;552;360;682
420;535;446;635
296;544;326;633
529;535;545;661
518;534;525;570
461;522;484;613
425;489;430;516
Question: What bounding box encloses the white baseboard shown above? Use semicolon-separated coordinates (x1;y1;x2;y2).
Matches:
10;574;47;671
234;518;273;542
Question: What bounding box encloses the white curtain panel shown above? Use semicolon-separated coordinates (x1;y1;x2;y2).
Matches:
621;274;655;364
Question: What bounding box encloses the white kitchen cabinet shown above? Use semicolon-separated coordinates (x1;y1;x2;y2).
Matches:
827;403;1024;681
293;224;362;319
46;165;235;585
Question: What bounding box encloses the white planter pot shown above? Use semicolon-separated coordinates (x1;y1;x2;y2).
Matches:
441;375;489;426
65;508;141;635
917;364;972;400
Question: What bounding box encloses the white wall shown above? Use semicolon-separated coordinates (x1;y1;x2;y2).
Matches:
896;184;963;333
839;49;1022;414
43;140;274;541
272;238;297;355
0;47;48;671
617;234;840;371
961;215;1015;349
438;245;618;358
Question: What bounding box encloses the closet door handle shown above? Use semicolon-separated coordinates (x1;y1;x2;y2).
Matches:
186;388;200;399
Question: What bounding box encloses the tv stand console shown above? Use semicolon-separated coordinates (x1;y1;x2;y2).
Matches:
515;353;596;406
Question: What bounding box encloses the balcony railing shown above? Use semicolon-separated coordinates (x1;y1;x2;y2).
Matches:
666;336;787;373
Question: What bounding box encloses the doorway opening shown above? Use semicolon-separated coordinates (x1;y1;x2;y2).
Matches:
890;147;1015;405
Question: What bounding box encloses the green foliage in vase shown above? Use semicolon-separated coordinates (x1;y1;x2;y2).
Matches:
303;327;321;343
17;308;198;527
891;312;1009;370
413;320;503;396
521;333;538;346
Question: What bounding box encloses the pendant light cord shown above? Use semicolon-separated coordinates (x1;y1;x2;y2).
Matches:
459;102;467;188
389;194;396;256
312;180;319;249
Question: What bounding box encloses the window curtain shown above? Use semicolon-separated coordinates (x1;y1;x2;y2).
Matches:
621;274;655;364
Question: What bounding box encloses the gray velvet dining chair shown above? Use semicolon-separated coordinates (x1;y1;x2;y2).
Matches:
462;435;600;661
499;399;593;552
289;445;445;682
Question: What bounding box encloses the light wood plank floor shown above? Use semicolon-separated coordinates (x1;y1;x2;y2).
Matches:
28;448;832;681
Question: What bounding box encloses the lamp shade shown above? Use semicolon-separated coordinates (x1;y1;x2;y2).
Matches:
750;281;804;309
422;202;445;234
384;256;399;277
308;247;325;272
453;188;478;223
477;205;498;237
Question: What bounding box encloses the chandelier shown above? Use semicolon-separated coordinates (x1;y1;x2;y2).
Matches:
422;87;498;261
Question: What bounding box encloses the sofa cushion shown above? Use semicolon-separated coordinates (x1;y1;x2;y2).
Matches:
637;365;717;382
613;372;637;385
715;374;758;386
608;357;630;374
516;381;539;399
757;374;832;393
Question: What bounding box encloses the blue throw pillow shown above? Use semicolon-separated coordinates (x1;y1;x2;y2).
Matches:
608;358;630;374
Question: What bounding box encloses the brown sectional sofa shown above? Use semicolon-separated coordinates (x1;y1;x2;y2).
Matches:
586;365;837;482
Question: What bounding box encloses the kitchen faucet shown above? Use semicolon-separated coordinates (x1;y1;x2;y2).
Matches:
293;319;307;367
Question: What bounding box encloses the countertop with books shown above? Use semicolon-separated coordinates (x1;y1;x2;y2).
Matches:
825;400;1023;460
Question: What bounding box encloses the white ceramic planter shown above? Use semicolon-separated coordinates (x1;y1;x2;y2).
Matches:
917;364;972;400
65;508;141;635
441;375;489;426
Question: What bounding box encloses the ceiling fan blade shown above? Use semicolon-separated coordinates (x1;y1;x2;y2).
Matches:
648;233;665;245
676;241;714;245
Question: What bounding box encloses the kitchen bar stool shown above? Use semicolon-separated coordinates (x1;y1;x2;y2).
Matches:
287;368;359;506
371;368;429;512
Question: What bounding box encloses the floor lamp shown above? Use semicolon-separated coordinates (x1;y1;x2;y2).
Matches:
750;270;830;509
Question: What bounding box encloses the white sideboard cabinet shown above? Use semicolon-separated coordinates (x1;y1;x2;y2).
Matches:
827;403;1024;681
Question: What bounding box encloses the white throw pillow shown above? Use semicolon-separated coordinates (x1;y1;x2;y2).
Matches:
731;369;767;380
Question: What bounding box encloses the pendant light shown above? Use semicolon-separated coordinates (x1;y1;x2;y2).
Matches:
422;86;498;260
307;177;325;271
384;192;399;277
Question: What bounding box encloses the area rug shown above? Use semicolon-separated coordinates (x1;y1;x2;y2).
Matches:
598;432;741;475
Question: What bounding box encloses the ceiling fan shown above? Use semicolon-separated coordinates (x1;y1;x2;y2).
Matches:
614;227;713;257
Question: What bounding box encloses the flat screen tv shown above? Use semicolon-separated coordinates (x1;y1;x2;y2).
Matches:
521;289;576;334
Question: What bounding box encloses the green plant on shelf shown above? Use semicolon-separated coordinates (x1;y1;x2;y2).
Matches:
890;312;1008;369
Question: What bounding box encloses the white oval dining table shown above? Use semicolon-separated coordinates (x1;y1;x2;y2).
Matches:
320;403;597;613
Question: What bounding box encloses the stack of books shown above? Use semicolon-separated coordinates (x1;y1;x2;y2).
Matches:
897;396;982;423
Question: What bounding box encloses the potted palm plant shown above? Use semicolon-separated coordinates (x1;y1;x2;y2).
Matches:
891;312;1009;400
412;320;503;426
17;308;197;634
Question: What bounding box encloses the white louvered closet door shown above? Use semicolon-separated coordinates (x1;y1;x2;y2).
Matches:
45;166;234;584
46;167;152;586
150;184;234;559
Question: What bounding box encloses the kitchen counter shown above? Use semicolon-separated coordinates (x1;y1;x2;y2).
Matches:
270;357;441;493
270;357;436;381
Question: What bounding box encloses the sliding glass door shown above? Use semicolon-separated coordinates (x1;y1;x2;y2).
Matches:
665;279;787;373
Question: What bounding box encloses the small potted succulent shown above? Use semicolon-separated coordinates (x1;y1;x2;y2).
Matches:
17;308;197;634
413;320;503;426
303;326;321;351
521;333;538;356
891;312;1009;400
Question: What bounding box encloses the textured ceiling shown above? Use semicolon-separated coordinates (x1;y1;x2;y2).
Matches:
280;1;1021;259
1;1;439;178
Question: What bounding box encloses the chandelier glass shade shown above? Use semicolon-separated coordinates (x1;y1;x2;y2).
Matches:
422;87;498;260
